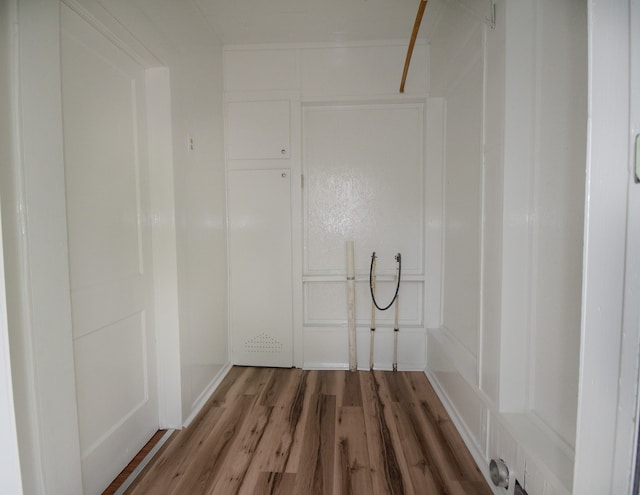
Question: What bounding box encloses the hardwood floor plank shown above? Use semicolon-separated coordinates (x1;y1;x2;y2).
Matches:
239;371;309;495
248;403;301;473
342;371;363;407
360;372;408;495
416;399;488;486
208;365;247;407
312;370;344;397
439;418;488;483
455;480;497;494
334;406;373;495
117;367;492;495
400;371;488;486
382;371;414;404
210;405;273;495
402;372;450;421
390;401;447;494
285;371;319;473
252;472;296;495
238;407;290;494
259;367;303;407
411;399;466;482
212;366;273;408
373;371;418;495
124;408;224;494
237;366;274;397
168;394;256;494
293;394;336;495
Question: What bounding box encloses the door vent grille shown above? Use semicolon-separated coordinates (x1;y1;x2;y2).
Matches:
245;333;284;353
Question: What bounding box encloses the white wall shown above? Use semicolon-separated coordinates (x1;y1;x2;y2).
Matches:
425;0;587;494
0;0;228;491
146;19;229;422
529;0;586;447
54;0;229;425
440;25;483;360
224;41;429;371
168;51;228;422
3;2;635;494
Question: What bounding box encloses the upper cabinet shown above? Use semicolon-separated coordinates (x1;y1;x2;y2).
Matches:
225;100;290;160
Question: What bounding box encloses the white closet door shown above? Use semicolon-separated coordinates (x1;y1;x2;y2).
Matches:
228;169;293;367
60;5;157;494
225;100;290;159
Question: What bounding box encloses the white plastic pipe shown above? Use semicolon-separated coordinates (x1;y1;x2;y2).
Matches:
393;259;400;372
370;254;377;370
347;241;357;371
393;286;399;372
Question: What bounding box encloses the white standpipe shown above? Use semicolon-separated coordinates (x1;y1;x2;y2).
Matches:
346;241;357;371
392;255;400;372
370;254;377;371
393;272;399;372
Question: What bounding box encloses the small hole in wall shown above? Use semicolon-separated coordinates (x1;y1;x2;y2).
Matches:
514;480;528;495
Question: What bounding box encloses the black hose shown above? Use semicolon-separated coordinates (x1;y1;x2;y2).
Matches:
369;252;401;311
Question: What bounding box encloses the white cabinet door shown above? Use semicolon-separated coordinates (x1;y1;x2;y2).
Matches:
228;169;293;367
226;100;290;159
60;5;157;494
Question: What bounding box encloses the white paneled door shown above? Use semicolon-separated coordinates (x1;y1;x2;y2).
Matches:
228;169;293;367
60;5;158;494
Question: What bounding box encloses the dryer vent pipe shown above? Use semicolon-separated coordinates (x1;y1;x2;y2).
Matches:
489;458;509;488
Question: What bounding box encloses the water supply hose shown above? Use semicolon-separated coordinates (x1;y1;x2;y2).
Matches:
369;252;401;311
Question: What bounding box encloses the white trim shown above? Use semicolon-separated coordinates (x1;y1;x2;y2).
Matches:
146;67;182;429
223;39;428;52
5;3;45;489
300;93;428;105
427;327;478;387
0;204;23;494
573;0;632;492
14;2;84;492
224;90;300;103
182;362;232;428
612;0;640;491
303;363;350;371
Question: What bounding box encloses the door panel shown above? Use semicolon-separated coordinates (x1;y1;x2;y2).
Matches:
60;5;157;494
226;100;290;159
228;169;293;367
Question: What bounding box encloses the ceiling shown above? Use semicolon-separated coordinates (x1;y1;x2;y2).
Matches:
193;0;429;45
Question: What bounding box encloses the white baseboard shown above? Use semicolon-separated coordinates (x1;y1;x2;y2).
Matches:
303;362;350;370
424;368;503;495
183;362;233;428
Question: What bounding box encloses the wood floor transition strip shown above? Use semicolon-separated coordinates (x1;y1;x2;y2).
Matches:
102;429;171;495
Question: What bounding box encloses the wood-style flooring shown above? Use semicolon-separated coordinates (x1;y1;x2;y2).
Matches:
125;366;492;495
